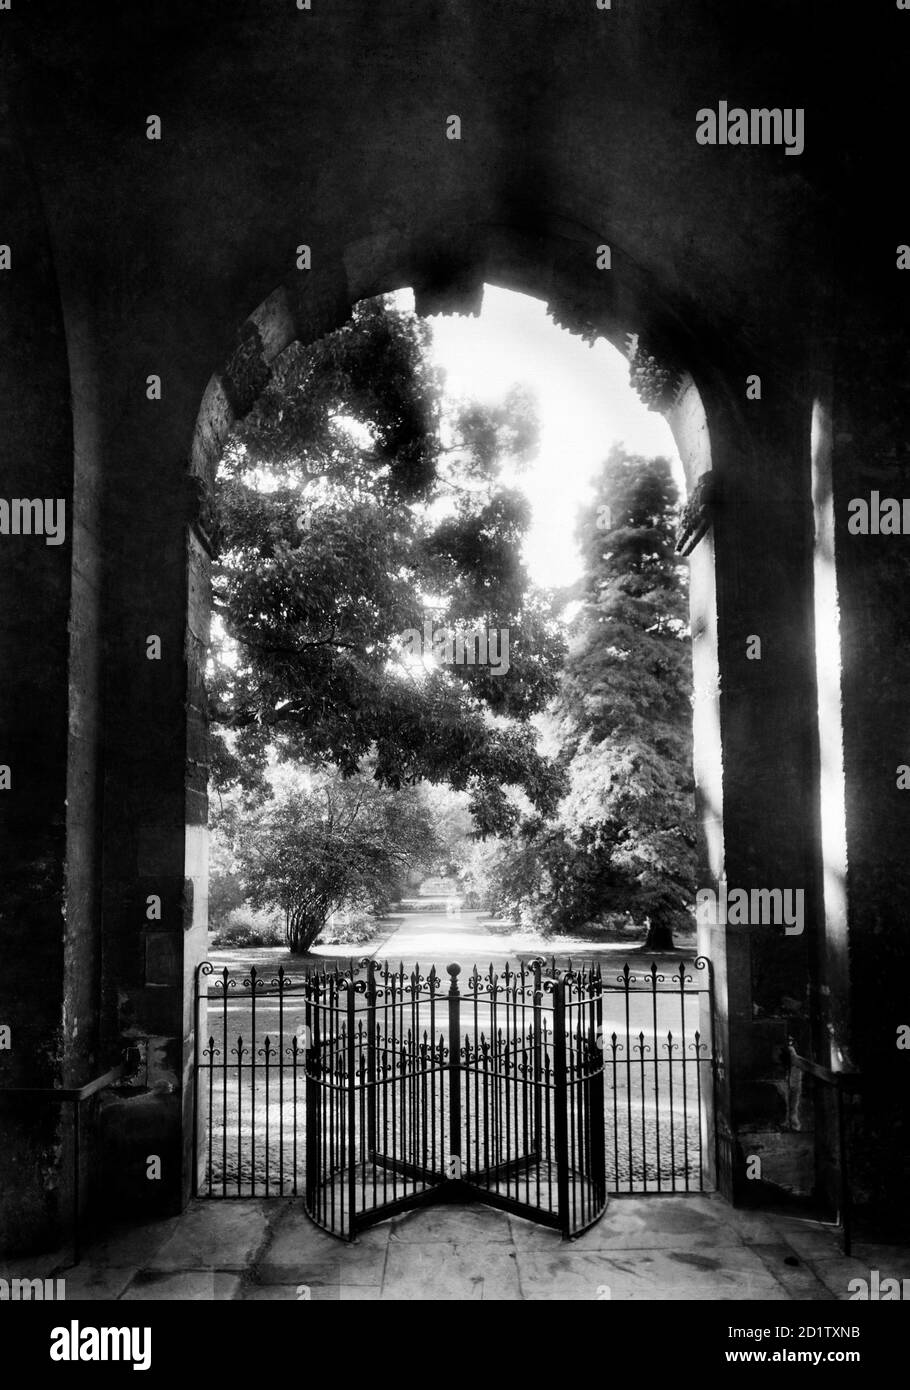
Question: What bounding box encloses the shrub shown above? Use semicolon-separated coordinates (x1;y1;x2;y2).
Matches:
210;907;285;949
318;912;378;946
208;868;246;934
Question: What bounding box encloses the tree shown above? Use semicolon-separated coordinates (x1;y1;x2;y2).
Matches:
417;783;475;879
231;767;439;953
207;810;246;933
554;445;697;948
487;446;697;948
210;295;565;832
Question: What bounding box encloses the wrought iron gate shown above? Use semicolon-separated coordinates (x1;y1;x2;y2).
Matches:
195;955;715;1240
298;959;607;1238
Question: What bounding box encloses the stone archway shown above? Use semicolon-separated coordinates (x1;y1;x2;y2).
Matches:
183;216;826;1217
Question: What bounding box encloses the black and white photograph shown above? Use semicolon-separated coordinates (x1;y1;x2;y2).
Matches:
1;0;909;1358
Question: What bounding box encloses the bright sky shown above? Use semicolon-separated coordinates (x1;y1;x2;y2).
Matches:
396;285;682;590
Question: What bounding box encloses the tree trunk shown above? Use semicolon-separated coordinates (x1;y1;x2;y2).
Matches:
287;906;328;954
642;919;676;952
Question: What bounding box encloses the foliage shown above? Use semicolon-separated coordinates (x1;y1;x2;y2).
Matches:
317;913;380;947
208;867;246;934
209;296;566;832
492;446;697;946
417;783;476;878
207;818;247;931
210;910;285;950
224;765;440;953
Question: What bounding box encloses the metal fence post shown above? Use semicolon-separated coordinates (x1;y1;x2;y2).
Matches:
589;965;607;1208
192;965;202;1200
346;977;357;1239
553;977;570;1234
447;964;462;1178
72;1099;81;1265
532;959;543;1158
836;1080;852;1257
304;976;317;1217
699;955;721;1192
366;959;377;1157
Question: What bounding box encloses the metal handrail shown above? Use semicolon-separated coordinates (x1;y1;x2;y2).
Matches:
787;1041;860;1256
0;1062;124;1265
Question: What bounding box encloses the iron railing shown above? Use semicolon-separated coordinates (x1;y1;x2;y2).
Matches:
194;954;716;1239
602;958;716;1194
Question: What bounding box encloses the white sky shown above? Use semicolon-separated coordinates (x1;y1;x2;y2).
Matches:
396;285;682;590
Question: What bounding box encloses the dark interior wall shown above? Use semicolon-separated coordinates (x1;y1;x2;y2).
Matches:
0;109;77;1250
705;369;823;1199
827;308;910;1228
1;0;907;1248
10;0;829;373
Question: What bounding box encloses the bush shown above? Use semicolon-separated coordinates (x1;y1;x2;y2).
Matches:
210;907;285;949
318;912;378;946
208;868;246;934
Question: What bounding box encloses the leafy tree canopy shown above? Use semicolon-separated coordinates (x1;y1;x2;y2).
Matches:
210;296;566;835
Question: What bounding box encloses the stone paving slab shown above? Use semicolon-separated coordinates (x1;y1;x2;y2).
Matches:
259;1243;388;1286
727;1211;842;1251
509;1195;736;1251
74;1216;183;1270
120;1271;242;1300
2;1249;67;1279
761;1222;849;1261
748;1244;835;1300
145;1201;272;1273
388;1203;516;1243
380;1240;521;1300
12;1192;910;1301
256;1205;389;1284
237;1281;306;1301
514;1248;790;1301
238;1280;382;1300
54;1264;136;1301
848;1243;910;1278
811;1255;897;1300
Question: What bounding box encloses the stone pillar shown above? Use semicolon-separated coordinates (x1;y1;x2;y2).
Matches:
97;264;354;1223
91;317;209;1222
820;303;910;1230
0;130;78;1252
694;368;824;1204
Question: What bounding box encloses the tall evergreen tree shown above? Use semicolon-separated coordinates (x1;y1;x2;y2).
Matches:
554;444;697;948
484;445;697;947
